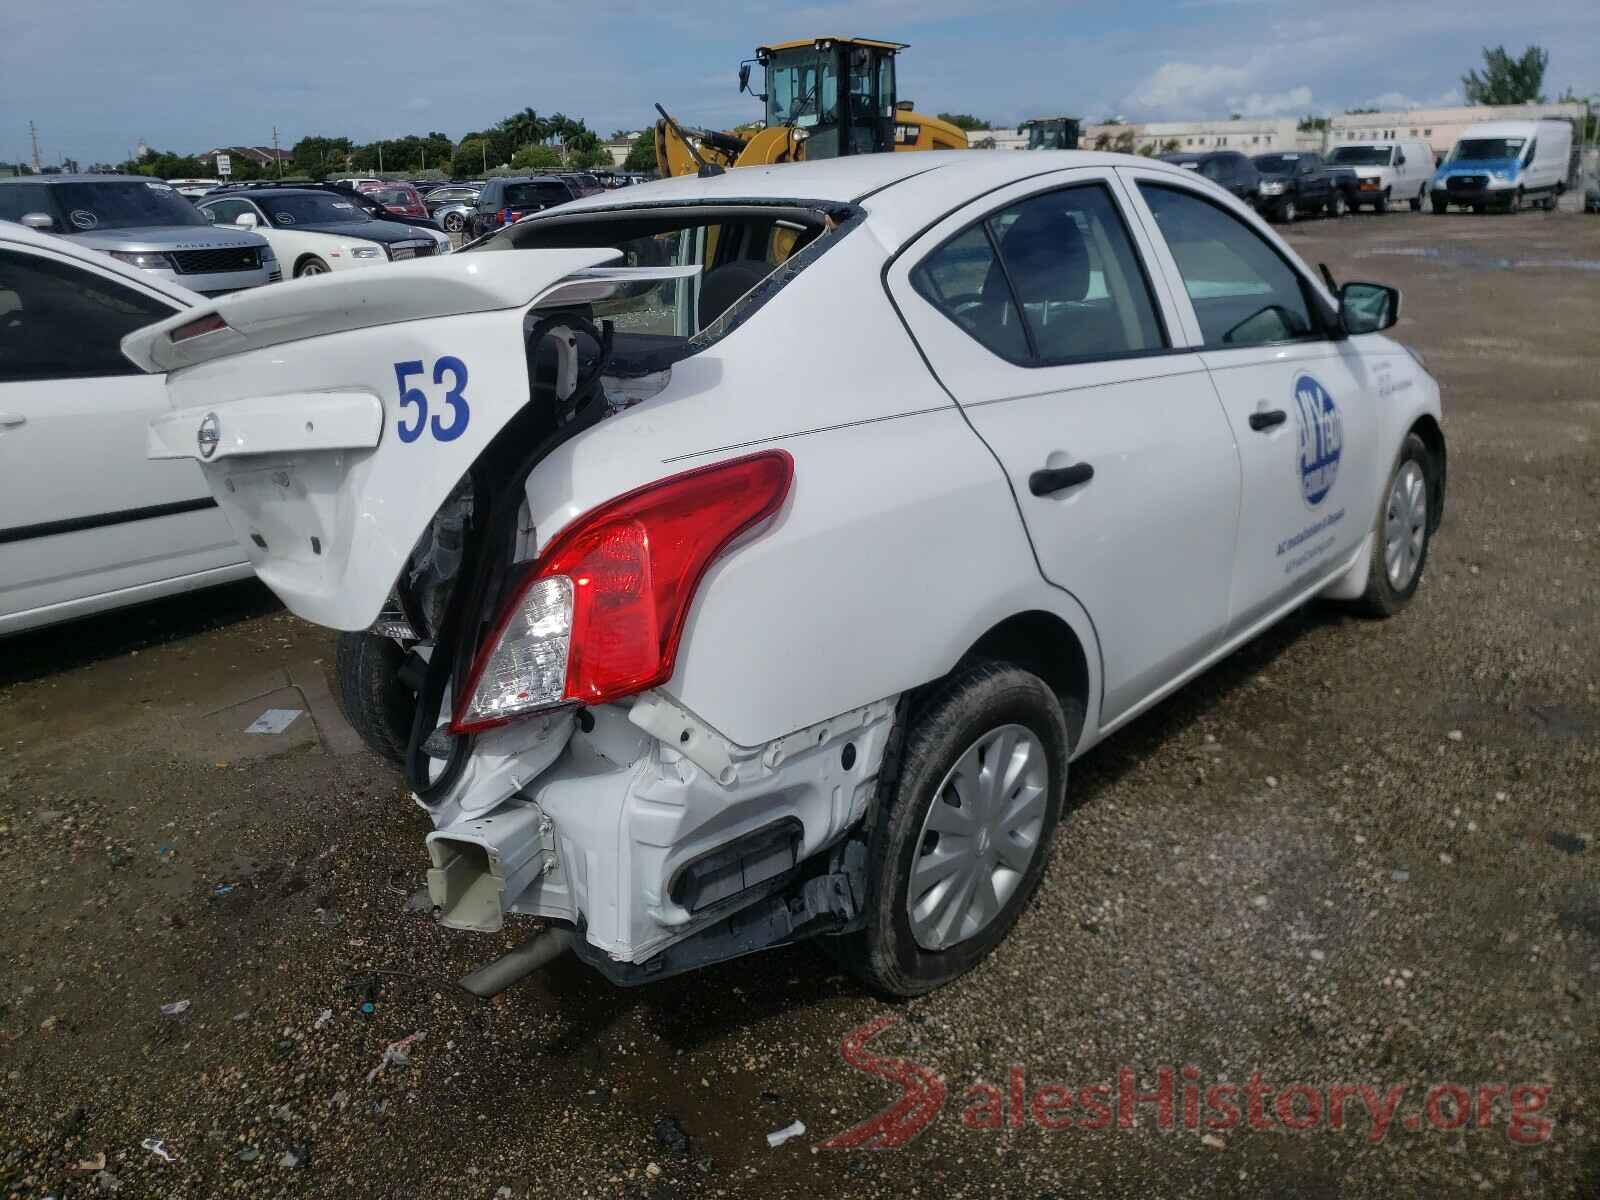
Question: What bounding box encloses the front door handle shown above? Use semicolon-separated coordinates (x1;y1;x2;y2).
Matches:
0;412;26;430
1028;461;1094;496
1248;409;1287;432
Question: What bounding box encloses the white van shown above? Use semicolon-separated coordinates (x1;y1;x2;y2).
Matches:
1327;139;1434;212
1430;119;1573;213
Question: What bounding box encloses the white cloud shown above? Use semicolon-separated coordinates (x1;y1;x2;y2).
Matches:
1363;87;1463;112
1229;85;1313;117
1123;62;1253;115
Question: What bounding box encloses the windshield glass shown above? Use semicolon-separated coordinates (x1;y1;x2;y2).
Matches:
764;48;839;129
1252;154;1301;175
50;180;206;231
1026;121;1070;150
258;194;372;226
1330;146;1393;166
1452;137;1525;161
370;187;415;207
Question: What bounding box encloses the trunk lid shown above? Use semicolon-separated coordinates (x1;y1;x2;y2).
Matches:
132;249;684;630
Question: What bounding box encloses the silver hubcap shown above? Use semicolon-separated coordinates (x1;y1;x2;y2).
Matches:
907;724;1049;951
1284;201;1296;221
301;263;324;276
1384;460;1427;589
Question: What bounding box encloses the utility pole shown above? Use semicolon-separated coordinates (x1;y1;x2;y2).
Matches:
378;143;384;175
29;121;41;172
272;125;282;178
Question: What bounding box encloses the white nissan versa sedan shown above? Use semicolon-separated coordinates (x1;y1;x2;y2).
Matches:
0;222;252;635
131;152;1446;997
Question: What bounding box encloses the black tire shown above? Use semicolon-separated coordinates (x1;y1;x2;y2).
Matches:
1431;197;1448;214
333;632;415;766
1276;198;1297;224
442;211;464;232
827;661;1071;996
1354;433;1436;618
1409;188;1424;212
1504;190;1521;215
295;256;330;278
1374;189;1389;214
1326;191;1346;218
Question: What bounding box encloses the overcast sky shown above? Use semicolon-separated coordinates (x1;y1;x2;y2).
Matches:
5;0;1596;166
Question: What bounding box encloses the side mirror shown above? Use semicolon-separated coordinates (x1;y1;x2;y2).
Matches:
738;62;751;93
1340;281;1400;334
1396;153;1406;165
235;212;259;229
20;212;53;231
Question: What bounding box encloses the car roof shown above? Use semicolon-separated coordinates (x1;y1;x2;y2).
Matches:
0;220;199;304
204;187;334;199
542;150;1204;252
1457;121;1548;138
0;173;152;186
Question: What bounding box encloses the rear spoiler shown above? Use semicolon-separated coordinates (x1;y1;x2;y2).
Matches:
120;249;696;374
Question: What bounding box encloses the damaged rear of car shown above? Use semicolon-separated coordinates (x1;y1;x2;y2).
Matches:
129;186;1014;994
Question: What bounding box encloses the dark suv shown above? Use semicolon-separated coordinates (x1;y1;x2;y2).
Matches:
1157;151;1261;207
467;176;576;239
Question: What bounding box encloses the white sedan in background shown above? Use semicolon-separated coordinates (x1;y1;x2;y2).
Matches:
0;221;250;635
135;151;1446;998
198;187;444;278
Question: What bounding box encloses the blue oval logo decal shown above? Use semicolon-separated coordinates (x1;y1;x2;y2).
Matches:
1293;374;1341;508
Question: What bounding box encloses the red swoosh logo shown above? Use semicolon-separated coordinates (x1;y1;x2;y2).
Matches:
821;1016;946;1149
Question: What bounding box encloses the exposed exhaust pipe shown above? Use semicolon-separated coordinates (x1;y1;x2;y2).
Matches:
458;927;575;998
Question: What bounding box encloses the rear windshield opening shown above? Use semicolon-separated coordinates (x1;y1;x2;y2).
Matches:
471;202;853;368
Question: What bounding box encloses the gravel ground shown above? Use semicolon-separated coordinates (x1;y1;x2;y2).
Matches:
2;206;1597;1200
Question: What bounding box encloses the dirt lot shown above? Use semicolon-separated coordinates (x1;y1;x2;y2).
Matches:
2;207;1598;1200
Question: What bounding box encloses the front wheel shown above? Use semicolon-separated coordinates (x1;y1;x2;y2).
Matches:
828;662;1070;996
1374;189;1389;214
1409;187;1424;212
295;256;330;277
1277;198;1298;223
442;211;465;232
1354;433;1436;618
1326;191;1346;218
1431;197;1448;214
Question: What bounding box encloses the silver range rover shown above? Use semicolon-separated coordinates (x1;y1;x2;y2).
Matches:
0;175;277;295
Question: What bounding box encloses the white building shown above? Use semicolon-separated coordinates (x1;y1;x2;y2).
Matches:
971;128;1028;151
1079;118;1319;156
1328;102;1588;160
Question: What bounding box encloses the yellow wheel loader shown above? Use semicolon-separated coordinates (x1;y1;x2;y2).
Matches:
654;37;968;178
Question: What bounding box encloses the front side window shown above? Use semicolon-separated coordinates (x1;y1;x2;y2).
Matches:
202;199;253;227
1138;183;1318;349
913;183;1166;364
0;183;55;225
0;248;175;382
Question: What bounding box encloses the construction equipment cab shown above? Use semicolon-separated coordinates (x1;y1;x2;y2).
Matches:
654;37;967;178
1020;117;1081;151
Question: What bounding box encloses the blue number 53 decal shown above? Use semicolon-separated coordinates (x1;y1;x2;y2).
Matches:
393;356;471;444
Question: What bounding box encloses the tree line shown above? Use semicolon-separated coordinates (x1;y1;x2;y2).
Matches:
104;108;630;182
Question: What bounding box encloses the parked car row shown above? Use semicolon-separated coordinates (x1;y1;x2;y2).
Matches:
1161;119;1578;223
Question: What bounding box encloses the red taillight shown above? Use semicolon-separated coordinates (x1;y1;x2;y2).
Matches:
451;451;793;732
170;313;228;343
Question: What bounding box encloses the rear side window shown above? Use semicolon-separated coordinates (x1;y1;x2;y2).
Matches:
1138;183;1317;348
0;248;176;382
913;183;1166;365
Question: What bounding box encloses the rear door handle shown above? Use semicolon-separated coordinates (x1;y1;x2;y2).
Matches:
1248;409;1287;432
1028;462;1094;496
0;413;26;430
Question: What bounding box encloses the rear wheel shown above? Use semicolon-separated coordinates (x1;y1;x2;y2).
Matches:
442;211;464;232
295;256;330;277
1354;433;1435;618
828;662;1070;996
333;632;415;766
